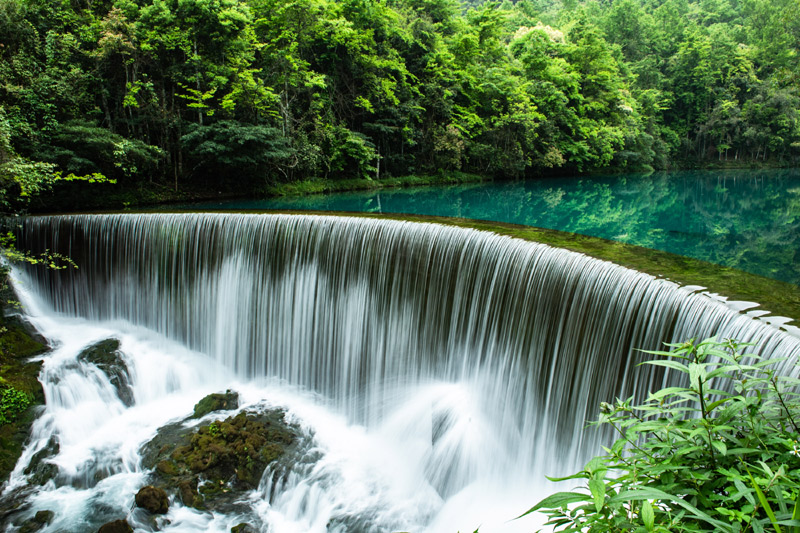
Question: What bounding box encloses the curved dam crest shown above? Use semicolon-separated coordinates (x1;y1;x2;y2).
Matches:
6;212;800;532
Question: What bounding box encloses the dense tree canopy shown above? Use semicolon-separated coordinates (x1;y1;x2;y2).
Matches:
0;0;797;201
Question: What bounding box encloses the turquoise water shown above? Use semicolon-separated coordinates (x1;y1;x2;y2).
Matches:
179;169;800;286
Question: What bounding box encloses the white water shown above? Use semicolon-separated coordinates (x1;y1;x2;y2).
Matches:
4;284;547;532
3;213;800;532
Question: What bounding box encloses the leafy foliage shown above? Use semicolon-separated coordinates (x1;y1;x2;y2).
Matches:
0;385;32;426
526;337;800;532
0;106;115;212
0;0;798;196
181;121;291;184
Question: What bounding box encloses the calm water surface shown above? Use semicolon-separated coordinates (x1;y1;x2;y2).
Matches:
180;169;800;286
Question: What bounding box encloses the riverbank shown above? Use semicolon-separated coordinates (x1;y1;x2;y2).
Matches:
31;172;489;213
0;277;48;483
28;160;797;214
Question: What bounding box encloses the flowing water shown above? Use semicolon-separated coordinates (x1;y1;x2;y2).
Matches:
3;213;800;532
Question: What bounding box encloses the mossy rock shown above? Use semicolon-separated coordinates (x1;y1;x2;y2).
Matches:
175;411;294;487
0;315;47;484
191;390;239;419
141;406;298;516
77;339;134;407
0;317;47;360
97;519;134;533
135;485;169;514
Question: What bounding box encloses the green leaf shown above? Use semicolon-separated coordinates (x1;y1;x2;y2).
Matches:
611;488;732;530
545;472;591;482
732;478;756;506
689;363;708;386
648;386;692;397
642;500;655;531
748;469;782;533
640;360;690;373
589;478;606;512
707;397;735;411
712;439;727;456
517;492;589;518
586;456;606;474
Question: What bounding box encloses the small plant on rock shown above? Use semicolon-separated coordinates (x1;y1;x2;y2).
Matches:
525;337;800;532
0;385;32;425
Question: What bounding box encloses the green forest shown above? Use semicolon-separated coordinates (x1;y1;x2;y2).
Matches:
1;0;799;205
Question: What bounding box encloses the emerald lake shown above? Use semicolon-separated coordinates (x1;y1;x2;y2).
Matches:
179;168;800;286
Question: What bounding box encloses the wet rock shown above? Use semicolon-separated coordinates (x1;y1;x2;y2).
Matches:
177;478;201;508
135;485;169;514
97;519;134;533
231;523;258;533
178;411;293;487
0;312;47;483
77;339;134;407
0;315;48;359
23;436;60;485
191;390;239;419
17;510;54;533
0;486;35;531
141;404;299;516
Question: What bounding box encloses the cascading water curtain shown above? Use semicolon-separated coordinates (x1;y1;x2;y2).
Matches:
13;213;800;476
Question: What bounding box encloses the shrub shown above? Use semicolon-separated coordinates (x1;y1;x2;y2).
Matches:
525;337;800;532
0;385;32;425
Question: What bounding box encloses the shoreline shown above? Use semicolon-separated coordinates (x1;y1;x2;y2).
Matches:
30;163;799;214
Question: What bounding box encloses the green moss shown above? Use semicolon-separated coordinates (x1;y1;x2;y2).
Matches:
77;339;121;366
0;320;47;360
444;218;800;322
141;407;297;513
231;524;257;533
191;391;238;419
0;311;47;483
168;411;294;488
156;460;177;476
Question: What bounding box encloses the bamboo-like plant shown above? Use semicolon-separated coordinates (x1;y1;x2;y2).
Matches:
525;337;800;532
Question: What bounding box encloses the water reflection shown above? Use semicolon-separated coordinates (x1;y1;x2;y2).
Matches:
179;169;800;286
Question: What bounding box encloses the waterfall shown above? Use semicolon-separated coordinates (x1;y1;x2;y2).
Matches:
5;213;800;532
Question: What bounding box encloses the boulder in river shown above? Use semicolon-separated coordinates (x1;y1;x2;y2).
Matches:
191;390;239;419
135;485;169;514
97;519;134;533
77;339;134;407
141;402;299;516
17;510;54;533
23;436;59;486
